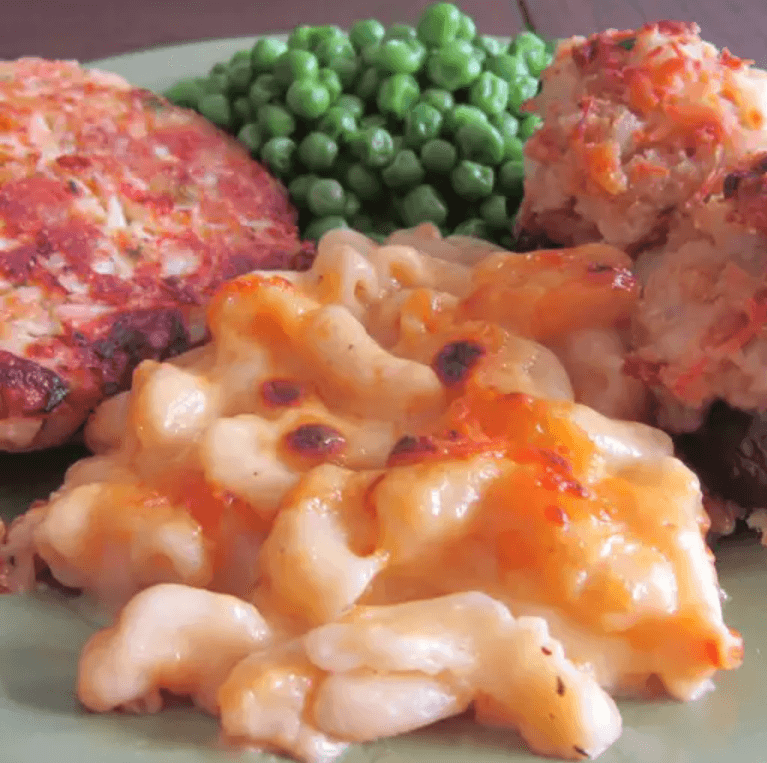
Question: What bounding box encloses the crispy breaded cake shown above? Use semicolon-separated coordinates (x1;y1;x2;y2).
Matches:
0;58;311;451
516;22;767;253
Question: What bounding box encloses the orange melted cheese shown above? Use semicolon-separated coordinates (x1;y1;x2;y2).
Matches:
0;228;742;761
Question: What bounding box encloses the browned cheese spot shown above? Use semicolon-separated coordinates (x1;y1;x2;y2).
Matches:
261;379;303;407
388;435;439;460
432;340;486;387
285;423;346;458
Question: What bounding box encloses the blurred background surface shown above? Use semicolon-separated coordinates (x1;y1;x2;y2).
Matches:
2;0;765;64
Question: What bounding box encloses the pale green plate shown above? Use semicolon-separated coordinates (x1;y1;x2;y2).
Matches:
1;36;766;763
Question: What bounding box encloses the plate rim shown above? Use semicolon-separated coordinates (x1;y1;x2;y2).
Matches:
85;33;288;68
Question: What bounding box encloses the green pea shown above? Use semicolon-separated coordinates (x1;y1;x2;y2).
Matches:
227;59;253;95
508;77;539;113
404;102;443;147
230;49;251;65
471;46;488;67
350;19;386;51
344;192;361;218
510;30;547;57
350;212;374;232
499;159;525;196
525;47;552;77
351;126;395;168
445;104;488;134
347;162;382;200
260;136;296;176
426;46;482;90
232;97;254;127
315;36;356;67
305;215;349;241
257;104;296;137
476;35;504;57
456;13;476;40
273;50;319;87
248;73;281;108
198;93;232;128
453;217;490;239
417;3;461;47
451;39;477;57
420;138;457;173
451;160;494;199
361;43;383;66
205;69;229;93
382;149;426;189
318;69;343;104
456;121;505;165
298;132;339;171
193;76;218;94
318;106;358;141
307;178;346;216
336;94;365;118
491;113;524;160
251;38;289;72
519;113;543;140
511;31;550;76
503;134;524;162
356;67;383;101
288;174;319;207
237;122;263;155
491;111;520;139
327;56;360;89
469;72;509;116
313;25;346;45
376;39;426;74
489;52;529;81
164;78;205;108
286;80;331;119
377;74;420;118
383;23;415;41
401;184;448;227
287;25;317;51
479;194;508;229
421;89;454;114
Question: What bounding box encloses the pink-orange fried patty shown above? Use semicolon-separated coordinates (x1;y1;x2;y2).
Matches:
0;58;312;451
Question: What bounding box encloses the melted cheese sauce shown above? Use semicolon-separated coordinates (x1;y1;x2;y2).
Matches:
0;225;742;762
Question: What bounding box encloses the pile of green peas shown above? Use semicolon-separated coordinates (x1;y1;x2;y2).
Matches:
165;3;553;245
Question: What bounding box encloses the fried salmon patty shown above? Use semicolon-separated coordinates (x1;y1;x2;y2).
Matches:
0;58;312;451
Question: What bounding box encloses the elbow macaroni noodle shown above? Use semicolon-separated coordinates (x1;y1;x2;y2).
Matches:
0;224;742;762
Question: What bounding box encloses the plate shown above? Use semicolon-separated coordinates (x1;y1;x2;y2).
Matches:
1;35;767;763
